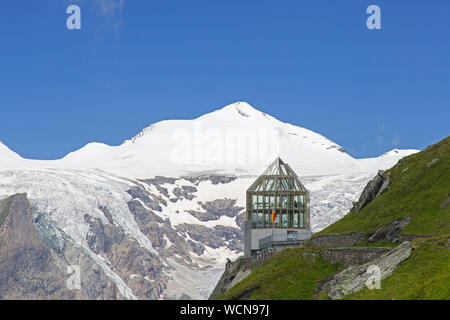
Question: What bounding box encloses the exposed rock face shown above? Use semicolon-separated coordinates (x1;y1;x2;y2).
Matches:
320;247;391;268
368;216;411;243
352;170;389;213
308;232;367;247
176;223;242;251
320;242;412;299
0;194;73;299
441;198;450;209
0;167;379;299
182;176;237;186
208;256;251;300
186;199;244;222
127;186;163;211
127;199;206;264
83;214;167;299
0;194;122;300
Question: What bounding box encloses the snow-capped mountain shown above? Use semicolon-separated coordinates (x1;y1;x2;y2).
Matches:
1;102;383;177
0;102;419;300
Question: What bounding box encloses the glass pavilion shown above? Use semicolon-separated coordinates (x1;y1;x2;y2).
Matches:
246;157;310;230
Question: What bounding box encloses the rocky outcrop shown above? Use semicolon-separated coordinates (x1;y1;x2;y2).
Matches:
352;170;389;213
441;198;450;209
182;176;237;186
0;194;73;299
208;256;251;299
127;199;206;264
308;232;367;247
320;247;391;268
83;214;167;299
127;186;163;211
368;216;411;243
187;199;244;222
0;194;122;300
320;242;411;299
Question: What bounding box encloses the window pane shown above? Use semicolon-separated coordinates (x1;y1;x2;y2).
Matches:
281;195;288;209
282;213;288;228
258;212;263;228
293;212;299;228
294;196;300;209
264;196;270;209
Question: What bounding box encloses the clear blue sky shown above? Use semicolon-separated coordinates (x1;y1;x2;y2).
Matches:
0;0;449;160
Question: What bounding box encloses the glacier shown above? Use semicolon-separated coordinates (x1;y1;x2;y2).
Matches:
0;101;419;299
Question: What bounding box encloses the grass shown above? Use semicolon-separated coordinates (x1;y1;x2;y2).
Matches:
345;236;450;300
351;240;398;248
215;247;341;300
216;137;450;300
318;136;450;236
218;236;450;300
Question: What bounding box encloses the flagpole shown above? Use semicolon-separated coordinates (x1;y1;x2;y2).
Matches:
271;209;274;248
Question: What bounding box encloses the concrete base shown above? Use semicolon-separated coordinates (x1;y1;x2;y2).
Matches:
245;227;312;254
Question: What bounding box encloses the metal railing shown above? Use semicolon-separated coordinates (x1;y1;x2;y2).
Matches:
258;234;305;250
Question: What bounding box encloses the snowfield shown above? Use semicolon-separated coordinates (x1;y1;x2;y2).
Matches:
0;102;419;299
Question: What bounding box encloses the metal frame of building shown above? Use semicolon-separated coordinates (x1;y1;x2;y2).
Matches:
244;157;312;255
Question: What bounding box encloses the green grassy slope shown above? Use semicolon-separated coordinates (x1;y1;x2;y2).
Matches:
215;247;340;300
347;236;450;300
318;136;450;236
216;136;450;300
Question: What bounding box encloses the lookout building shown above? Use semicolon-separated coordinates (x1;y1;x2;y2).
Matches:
244;157;312;255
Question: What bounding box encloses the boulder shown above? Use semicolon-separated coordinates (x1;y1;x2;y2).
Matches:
368;216;411;243
320;241;411;299
320;247;391;268
352;170;389;213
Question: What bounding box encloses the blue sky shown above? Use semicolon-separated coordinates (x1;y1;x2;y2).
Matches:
0;0;449;160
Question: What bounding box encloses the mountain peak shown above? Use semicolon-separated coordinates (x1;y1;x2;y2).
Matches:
219;101;270;119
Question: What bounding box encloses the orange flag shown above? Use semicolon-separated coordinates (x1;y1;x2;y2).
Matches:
272;209;277;223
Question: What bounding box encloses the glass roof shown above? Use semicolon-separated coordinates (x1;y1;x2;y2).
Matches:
248;157;307;192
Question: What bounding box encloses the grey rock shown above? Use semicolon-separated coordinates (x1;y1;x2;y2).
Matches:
172;185;197;201
186;198;244;222
208;256;251;299
182;175;237;186
320;247;391;268
321;241;411;299
83;210;168;299
352;170;389;213
127;199;207;263
127;186;163;211
368;216;411;243
427;158;439;167
440;198;450;209
99;205;114;225
0;193;121;300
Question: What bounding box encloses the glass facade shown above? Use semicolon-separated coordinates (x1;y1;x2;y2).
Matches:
246;157;309;230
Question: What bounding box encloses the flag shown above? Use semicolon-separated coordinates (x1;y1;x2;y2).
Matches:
272;209;277;223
